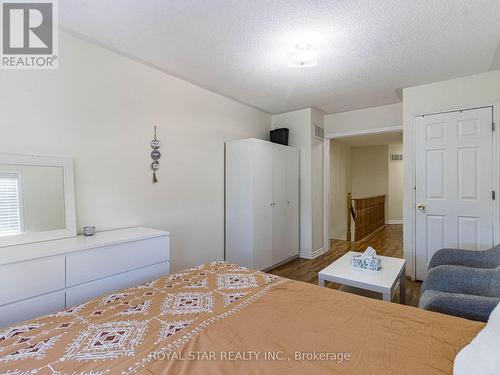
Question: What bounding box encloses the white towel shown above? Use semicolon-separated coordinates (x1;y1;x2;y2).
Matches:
453;302;500;375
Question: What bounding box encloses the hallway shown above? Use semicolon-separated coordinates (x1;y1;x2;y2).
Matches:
268;225;422;307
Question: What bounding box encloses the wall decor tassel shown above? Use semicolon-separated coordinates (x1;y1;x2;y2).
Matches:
150;125;161;183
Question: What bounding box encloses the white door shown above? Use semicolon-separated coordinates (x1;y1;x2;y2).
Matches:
271;145;287;265
415;107;494;280
253;141;274;270
284;147;299;258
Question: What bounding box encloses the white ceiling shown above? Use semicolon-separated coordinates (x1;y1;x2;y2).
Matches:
334;132;403;147
59;0;500;114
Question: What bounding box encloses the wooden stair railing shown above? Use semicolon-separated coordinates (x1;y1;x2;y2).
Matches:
347;193;385;242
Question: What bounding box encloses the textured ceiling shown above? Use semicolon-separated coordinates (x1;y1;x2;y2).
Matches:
59;0;500;114
335;132;403;147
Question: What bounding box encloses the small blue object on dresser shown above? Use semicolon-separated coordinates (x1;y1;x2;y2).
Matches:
351;247;382;271
83;226;96;236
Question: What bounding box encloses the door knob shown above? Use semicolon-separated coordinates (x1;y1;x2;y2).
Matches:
270;203;276;207
416;203;425;210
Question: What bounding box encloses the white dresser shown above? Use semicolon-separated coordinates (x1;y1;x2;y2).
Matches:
0;227;170;328
225;138;299;270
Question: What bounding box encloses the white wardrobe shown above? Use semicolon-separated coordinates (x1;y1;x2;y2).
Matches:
225;138;299;270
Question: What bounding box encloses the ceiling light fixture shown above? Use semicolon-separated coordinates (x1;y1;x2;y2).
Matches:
286;43;317;68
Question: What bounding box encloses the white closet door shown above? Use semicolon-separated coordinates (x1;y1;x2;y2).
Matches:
272;146;287;265
284;147;299;258
415;107;494;280
225;140;254;267
253;141;274;270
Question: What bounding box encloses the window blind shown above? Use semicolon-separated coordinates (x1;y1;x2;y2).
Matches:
0;174;21;236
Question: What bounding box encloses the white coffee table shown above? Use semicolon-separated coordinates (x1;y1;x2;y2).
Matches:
318;251;406;304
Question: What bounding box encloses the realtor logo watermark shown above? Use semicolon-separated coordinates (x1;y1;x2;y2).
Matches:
1;0;58;69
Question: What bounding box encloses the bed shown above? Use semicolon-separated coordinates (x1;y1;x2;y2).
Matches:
0;262;483;374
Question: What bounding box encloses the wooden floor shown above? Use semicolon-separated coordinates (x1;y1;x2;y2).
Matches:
268;225;422;307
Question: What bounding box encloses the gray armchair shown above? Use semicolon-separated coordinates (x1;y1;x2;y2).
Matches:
419;246;500;322
428;245;500;269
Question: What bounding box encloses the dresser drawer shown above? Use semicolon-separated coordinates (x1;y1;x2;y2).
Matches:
66;261;169;307
0;290;66;328
66;236;169;287
0;257;65;306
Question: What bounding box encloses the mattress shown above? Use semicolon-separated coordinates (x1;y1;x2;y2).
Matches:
0;262;484;374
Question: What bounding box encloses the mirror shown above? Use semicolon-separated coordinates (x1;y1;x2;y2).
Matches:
0;154;76;247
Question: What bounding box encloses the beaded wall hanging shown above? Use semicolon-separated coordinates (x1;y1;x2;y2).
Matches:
150;126;161;183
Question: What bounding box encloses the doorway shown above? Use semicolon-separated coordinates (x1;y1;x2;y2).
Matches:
326;129;404;247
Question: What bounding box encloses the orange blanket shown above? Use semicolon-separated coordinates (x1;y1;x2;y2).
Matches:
0;262;483;374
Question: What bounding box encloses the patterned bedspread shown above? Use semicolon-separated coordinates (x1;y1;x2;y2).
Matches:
0;262;484;375
0;262;283;374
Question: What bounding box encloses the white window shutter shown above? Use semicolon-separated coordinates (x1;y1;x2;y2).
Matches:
0;174;22;236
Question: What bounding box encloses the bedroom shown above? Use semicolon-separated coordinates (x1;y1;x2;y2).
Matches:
0;0;499;374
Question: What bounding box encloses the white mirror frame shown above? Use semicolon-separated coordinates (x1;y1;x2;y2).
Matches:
0;154;76;247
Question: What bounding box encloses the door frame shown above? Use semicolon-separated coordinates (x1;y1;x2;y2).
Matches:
411;104;500;280
323;125;404;254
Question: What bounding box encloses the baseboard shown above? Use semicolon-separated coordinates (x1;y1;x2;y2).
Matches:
299;247;326;260
386;220;403;225
330;236;347;241
262;254;299;272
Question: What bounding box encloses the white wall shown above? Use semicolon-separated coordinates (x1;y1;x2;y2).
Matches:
388;143;403;223
311;108;325;253
351;145;388;202
330;140;351;240
402;70;500;277
325;103;402;135
0;32;271;272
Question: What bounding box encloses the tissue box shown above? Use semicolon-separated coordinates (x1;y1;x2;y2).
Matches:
351;255;381;271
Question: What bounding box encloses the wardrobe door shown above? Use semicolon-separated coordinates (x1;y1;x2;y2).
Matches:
225;140;254;268
284;147;299;258
253;141;274;270
271;145;288;265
